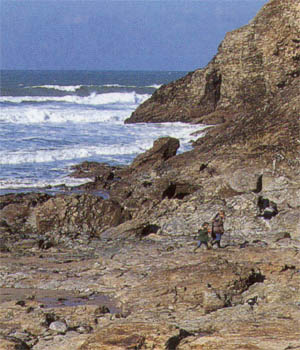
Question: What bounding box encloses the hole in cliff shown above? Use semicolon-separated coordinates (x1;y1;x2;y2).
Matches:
245;270;265;287
257;196;278;219
277;81;286;89
141;224;160;237
162;183;193;200
176;193;188;200
199;163;208;172
200;70;222;111
162;183;177;199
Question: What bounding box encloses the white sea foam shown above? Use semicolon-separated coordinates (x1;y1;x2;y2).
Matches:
0;91;150;106
0;105;132;124
147;84;162;89
102;84;136;88
0;144;147;165
31;84;139;90
0;123;206;165
0;177;93;190
31;85;83;92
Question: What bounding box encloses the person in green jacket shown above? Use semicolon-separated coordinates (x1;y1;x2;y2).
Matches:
193;222;211;252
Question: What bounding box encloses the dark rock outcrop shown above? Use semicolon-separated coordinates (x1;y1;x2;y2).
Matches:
130;136;180;171
0;193;51;234
0;193;131;239
33;194;131;236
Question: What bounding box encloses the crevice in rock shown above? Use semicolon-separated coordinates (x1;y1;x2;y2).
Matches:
43;312;58;327
165;329;193;350
233;269;265;294
162;183;177;199
277;81;286;89
2;336;30;350
162;183;197;200
140;224;160;238
201;70;222;111
199;163;208;172
280;264;296;272
253;175;263;193
257;196;278;219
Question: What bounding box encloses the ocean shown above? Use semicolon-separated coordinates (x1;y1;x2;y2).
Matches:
0;70;205;194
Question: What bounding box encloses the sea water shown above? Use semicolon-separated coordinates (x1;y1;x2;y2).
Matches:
0;70;206;194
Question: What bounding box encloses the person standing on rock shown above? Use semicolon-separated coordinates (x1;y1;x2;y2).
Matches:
211;210;225;248
194;222;211;252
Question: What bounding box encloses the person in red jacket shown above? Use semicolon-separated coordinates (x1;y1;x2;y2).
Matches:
211;210;225;248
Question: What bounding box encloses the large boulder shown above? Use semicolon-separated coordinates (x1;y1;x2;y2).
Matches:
130;137;180;171
32;194;131;236
0;192;131;238
0;193;51;234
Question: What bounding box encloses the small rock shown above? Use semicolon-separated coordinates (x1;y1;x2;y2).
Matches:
16;300;26;307
49;321;68;334
76;325;93;334
94;305;110;315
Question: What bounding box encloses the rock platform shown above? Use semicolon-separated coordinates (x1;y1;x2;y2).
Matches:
1;231;300;350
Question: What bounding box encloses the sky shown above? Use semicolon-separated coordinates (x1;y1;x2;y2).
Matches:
0;0;269;71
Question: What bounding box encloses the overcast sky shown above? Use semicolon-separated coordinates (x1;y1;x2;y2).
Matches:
1;0;268;71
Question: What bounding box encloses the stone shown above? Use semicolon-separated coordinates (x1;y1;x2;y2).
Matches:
49;321;68;334
101;219;159;239
130;136;180;171
0;193;51;234
225;168;262;193
33;194;131;236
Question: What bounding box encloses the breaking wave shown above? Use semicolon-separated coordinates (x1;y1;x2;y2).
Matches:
0;106;132;124
0;91;150;106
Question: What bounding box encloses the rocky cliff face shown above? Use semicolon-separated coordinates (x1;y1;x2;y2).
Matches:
126;0;299;124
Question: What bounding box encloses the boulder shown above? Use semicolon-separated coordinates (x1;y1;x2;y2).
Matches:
101;219;160;239
225;167;262;193
0;192;132;238
130;137;180;171
0;193;51;234
49;321;68;334
33;194;131;236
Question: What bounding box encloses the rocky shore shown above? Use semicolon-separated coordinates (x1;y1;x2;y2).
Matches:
1;0;300;349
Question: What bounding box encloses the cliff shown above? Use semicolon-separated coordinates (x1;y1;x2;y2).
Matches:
126;0;300;124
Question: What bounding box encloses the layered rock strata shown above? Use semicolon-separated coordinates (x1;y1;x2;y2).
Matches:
126;0;300;124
